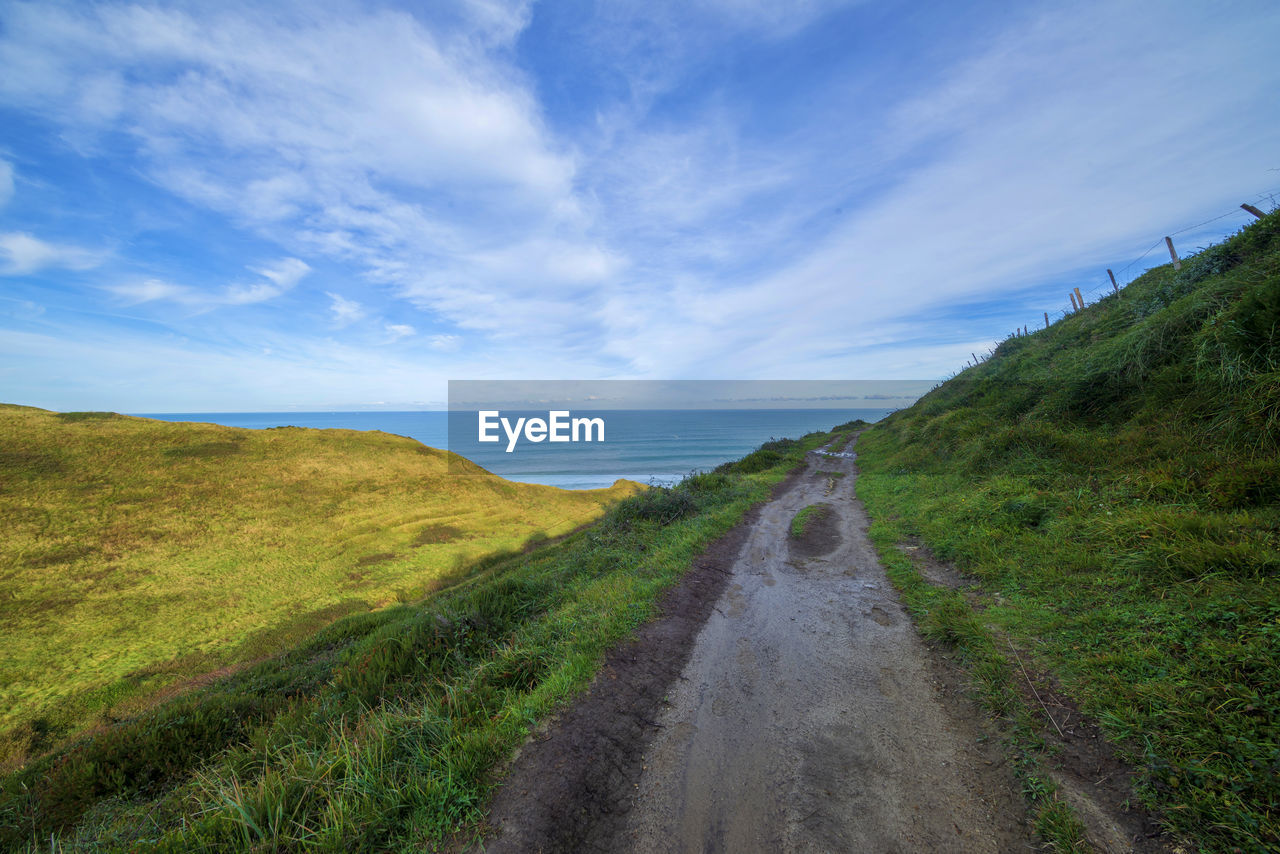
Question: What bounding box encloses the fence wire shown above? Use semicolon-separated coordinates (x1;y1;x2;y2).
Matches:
1009;188;1280;339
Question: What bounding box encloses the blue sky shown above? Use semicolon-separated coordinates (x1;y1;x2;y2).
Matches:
1;0;1278;411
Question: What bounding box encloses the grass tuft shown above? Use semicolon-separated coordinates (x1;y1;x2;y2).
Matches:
789;504;827;538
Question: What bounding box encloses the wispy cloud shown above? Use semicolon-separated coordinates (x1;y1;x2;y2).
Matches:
0;231;101;275
0;2;580;233
0;0;1278;410
385;323;415;341
326;292;365;326
108;278;191;303
107;258;309;307
223;258;310;305
252;258;311;290
566;0;1280;379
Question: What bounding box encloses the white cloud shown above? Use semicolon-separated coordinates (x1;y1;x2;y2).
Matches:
252;257;310;290
223;257;309;305
0;231;100;275
0;1;609;353
2;0;1279;402
577;1;1280;380
108;258;308;307
108;278;193;303
460;238;624;288
428;333;460;351
327;292;365;325
221;282;287;306
0;3;576;207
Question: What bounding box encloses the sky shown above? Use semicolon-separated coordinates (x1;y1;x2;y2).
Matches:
1;0;1278;412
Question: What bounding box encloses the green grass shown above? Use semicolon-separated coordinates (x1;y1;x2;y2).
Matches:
857;209;1280;853
825;434;852;454
0;429;828;851
822;419;867;455
789;503;827;538
0;405;639;768
865;510;1089;851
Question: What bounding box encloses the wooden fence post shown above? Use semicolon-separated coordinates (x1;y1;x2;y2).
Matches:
1107;269;1119;295
1069;292;1078;311
1165;236;1181;271
1242;203;1265;219
1044;311;1049;329
972;352;979;365
1074;287;1085;309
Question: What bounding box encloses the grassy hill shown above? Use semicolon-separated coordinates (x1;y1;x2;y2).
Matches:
857;211;1280;851
0;405;638;767
0;408;832;850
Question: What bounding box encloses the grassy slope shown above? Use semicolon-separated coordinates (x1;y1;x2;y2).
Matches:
857;211;1280;852
0;405;637;766
0;422;834;851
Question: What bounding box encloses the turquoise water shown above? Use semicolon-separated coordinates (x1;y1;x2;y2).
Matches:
140;409;890;489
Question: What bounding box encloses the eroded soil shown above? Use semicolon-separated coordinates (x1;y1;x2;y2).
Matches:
481;443;1158;852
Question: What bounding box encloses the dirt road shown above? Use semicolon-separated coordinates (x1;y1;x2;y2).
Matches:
483;443;1030;852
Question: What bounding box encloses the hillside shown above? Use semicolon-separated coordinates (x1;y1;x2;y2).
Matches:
0;414;826;850
857;211;1280;851
0;405;638;767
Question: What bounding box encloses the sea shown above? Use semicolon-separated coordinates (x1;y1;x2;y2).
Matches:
138;409;893;490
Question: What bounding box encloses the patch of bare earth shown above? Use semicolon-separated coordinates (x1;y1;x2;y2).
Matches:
788;502;840;560
480;452;1017;852
478;443;1175;853
613;451;1030;853
476;469;803;853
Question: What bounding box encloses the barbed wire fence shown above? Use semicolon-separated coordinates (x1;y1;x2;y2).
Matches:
962;185;1280;367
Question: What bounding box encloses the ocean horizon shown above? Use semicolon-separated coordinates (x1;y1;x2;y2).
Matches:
138;408;894;489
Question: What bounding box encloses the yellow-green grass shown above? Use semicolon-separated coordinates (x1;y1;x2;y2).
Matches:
0;404;638;765
0;433;826;850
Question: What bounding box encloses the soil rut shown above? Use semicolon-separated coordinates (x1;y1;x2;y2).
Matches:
482;446;1031;852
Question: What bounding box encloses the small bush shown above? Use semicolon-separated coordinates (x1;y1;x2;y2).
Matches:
607;486;699;526
831;418;870;431
680;471;734;494
719;448;783;474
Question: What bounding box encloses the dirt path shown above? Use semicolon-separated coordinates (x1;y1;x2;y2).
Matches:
482;444;1031;852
